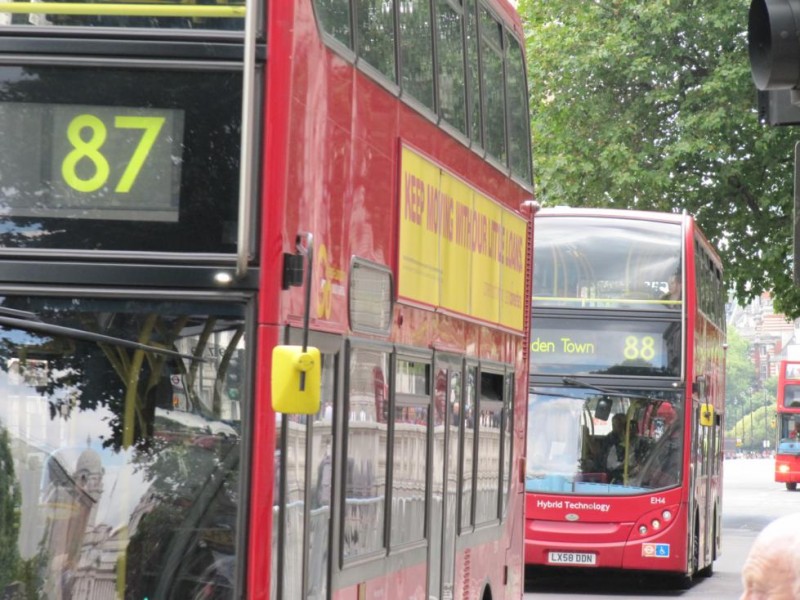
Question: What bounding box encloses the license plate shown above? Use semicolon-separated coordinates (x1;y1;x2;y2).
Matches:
547;551;597;566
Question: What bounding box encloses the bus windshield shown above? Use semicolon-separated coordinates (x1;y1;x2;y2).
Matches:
533;216;682;309
778;413;800;446
526;386;684;495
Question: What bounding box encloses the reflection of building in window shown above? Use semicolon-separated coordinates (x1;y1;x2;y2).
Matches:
343;349;389;560
40;448;105;599
7;357;49;388
475;373;503;524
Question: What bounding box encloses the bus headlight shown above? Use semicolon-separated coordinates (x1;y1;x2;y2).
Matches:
639;525;648;535
651;519;661;530
662;510;673;521
778;464;790;473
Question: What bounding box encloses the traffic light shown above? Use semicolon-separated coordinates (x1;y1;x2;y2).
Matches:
749;0;800;91
748;0;800;284
749;0;800;124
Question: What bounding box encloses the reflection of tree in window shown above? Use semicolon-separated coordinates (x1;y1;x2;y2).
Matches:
399;0;434;110
356;0;396;81
313;0;353;47
437;1;467;134
480;9;506;164
506;36;531;180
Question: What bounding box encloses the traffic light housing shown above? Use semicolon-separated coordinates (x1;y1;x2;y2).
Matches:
749;0;800;91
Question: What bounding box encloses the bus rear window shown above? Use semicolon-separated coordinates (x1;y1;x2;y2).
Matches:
0;64;241;255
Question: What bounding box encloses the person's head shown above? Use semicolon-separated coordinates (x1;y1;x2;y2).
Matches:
740;513;800;600
667;273;682;299
611;413;627;435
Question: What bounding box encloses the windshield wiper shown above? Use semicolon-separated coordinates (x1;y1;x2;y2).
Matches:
0;315;203;362
562;376;665;403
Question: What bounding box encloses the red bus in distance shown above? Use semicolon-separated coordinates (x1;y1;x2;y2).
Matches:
0;0;535;598
775;360;800;491
526;208;726;588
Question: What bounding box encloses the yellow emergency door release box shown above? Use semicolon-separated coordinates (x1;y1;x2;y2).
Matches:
272;345;321;414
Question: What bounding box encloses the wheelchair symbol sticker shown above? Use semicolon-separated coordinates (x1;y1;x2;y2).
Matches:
642;543;670;558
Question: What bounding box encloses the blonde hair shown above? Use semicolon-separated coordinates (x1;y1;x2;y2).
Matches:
751;514;800;596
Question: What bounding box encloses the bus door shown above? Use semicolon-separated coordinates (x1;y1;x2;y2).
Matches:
276;330;340;600
693;388;713;571
429;358;463;600
701;395;718;567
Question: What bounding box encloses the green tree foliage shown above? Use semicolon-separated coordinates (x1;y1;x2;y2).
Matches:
729;404;776;451
519;0;800;317
724;326;776;448
724;327;757;419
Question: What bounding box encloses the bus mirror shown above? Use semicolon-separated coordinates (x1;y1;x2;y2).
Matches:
271;345;321;414
595;397;612;421
699;403;714;428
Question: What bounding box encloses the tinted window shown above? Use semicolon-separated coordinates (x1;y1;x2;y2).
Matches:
474;372;502;523
506;35;531;181
465;0;482;146
314;0;353;47
437;0;467;134
343;346;389;559
357;0;397;81
480;8;506;163
400;0;434;109
391;359;429;546
460;366;476;529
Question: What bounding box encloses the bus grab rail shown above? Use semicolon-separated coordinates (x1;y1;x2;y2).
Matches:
235;0;256;278
0;2;244;17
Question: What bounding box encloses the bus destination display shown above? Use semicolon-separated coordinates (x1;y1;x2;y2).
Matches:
530;318;680;376
0;102;185;222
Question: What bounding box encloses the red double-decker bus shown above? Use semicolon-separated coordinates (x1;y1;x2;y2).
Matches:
775;360;800;491
0;0;535;598
526;208;726;587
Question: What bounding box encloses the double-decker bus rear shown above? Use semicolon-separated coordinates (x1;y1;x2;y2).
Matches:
526;208;726;587
776;360;800;490
0;0;535;598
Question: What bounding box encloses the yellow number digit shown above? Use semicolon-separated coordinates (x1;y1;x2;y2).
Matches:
624;336;639;360
114;116;165;193
61;114;110;192
641;336;656;361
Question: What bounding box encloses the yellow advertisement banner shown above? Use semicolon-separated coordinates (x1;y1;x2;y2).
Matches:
398;145;527;332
